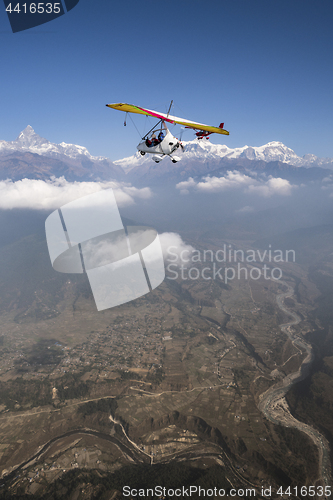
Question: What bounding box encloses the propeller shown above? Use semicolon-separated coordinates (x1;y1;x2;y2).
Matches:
178;127;185;151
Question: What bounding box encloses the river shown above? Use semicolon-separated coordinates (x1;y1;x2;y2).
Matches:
258;280;331;487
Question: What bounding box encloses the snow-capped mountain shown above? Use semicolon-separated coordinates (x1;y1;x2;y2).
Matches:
1;126;332;185
0;126;125;181
114;139;333;172
113;139;333;186
0;125;106;162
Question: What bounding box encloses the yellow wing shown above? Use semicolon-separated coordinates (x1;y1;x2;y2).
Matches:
106;103;229;136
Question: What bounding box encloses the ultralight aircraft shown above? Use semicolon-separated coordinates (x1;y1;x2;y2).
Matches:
106;101;229;163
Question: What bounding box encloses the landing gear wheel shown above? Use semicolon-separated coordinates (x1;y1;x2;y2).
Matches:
140;151;146;156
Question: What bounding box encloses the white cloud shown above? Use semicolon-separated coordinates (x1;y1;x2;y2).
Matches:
176;177;197;195
176;170;295;197
236;205;255;214
197;171;254;192
0;177;152;210
159;232;195;266
247;177;294;197
322;175;333;195
81;231;196;269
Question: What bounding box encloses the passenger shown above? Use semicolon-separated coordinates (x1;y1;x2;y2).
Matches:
158;131;165;142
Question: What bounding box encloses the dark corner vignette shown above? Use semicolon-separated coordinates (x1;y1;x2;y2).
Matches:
3;0;80;33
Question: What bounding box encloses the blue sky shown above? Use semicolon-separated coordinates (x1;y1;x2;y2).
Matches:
1;0;333;161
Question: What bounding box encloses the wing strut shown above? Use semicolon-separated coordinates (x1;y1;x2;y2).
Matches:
167;100;173;117
142;119;162;140
143;101;173;139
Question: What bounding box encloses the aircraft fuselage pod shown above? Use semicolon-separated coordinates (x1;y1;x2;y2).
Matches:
137;127;182;163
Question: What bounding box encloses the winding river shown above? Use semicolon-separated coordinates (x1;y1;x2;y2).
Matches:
258;280;331;487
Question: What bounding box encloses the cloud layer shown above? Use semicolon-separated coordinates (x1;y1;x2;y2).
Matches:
0;177;152;210
159;232;195;265
176;171;295;197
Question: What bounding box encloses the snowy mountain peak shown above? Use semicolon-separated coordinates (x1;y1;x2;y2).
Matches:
58;141;91;157
1;126;107;162
18;124;35;136
0;127;125;182
238;141;300;163
266;141;284;146
15;125;48;149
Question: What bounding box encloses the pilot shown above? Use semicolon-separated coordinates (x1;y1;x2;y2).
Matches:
151;133;158;146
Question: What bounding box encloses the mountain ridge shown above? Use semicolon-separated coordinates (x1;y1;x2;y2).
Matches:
114;139;333;172
0;126;125;182
1;126;333;184
0;125;107;162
